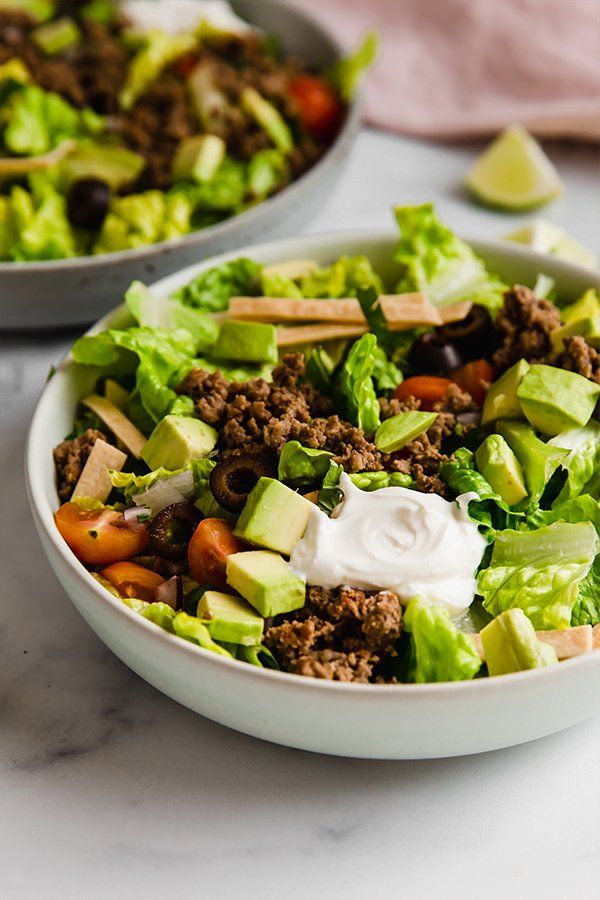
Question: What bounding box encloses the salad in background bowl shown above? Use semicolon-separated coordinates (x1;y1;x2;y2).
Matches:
0;0;372;327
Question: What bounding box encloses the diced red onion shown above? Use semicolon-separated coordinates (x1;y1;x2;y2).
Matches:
457;412;481;426
122;505;152;532
156;575;183;610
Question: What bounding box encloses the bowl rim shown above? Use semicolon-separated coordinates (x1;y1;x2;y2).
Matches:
25;227;600;696
0;0;361;274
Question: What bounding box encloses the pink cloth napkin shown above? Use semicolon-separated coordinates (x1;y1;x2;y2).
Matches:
291;0;600;141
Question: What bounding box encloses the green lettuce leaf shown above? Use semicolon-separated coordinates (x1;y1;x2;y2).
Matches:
525;495;600;535
440;448;523;535
404;598;482;683
571;557;600;626
93;191;193;254
172;257;263;312
371;345;403;391
235;644;280;669
261;270;303;298
478;522;598;629
327;30;378;101
394;203;507;314
317;460;412;513
299;255;384;299
3;175;77;261
125;281;218;353
334;332;381;434
548;421;600;504
305;346;335;393
4;84;103;155
172;612;233;657
278;441;333;488
247;148;289;200
119;30;196;109
188;157;246;211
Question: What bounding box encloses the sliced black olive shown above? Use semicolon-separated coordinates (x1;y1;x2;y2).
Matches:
408;332;463;374
437;306;496;361
67;178;111;229
209;453;276;512
149;502;202;560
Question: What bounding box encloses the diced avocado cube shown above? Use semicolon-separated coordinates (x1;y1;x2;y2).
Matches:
241;87;293;154
226;550;306;617
482;359;530;424
517;364;600;435
374;411;437;454
171;134;226;184
62;143;145;190
561;289;600;324
475;434;528;505
550;315;600;353
197;590;264;646
32;16;80;54
481;609;558;676
497;420;568;502
234;477;313;555
213;320;278;364
141;414;217;470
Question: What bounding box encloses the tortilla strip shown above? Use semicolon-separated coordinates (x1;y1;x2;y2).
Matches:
469;624;593;661
229;296;366;324
262;258;319;280
277;323;368;346
72;439;127;503
439;301;473;324
302;491;319;504
592;624;600;650
82;394;147;459
378;293;444;327
0;138;76;176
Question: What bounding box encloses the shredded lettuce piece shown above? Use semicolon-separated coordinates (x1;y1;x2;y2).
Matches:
172;257;263;312
119;30;196;109
548;421;600;504
278;441;333;488
247;148;289;199
172;612;233;657
93;191;193;254
478;522;598;629
440;448;524;536
317;460;412;514
125;281;218;352
1;175;78;261
404;598;482;683
393;203;507;314
4;84;103;155
299;255;384;298
525;495;600;536
571;557;600;626
235;644;280;669
327;30;378;101
334;333;381;434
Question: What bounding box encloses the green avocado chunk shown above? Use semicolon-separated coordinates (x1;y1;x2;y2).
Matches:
475;434;528;505
497;420;568;502
240;87;293;154
226;550;306;617
197;590;264;646
561;289;600;324
32;16;80;54
62;143;145;190
212;320;278;364
550;315;600;353
482;358;530;424
517;364;600;435
480;608;558;676
234;477;313;556
171;134;226;184
141;414;217;470
374;410;438;453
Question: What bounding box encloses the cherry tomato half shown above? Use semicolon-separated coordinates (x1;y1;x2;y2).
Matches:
393;376;452;411
55;503;149;566
288;74;343;141
100;562;165;603
451;359;494;406
187;518;244;590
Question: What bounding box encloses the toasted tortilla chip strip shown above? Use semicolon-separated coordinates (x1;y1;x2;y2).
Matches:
302;491;319;504
277;323;368;346
262;258;319;280
592;624;600;650
82;394;147;459
72;439;127;503
0;138;76;176
439;301;473;324
379;293;444;328
229;296;365;324
469;624;593;661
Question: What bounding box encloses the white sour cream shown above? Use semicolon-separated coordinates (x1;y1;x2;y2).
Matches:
121;0;255;36
290;474;486;617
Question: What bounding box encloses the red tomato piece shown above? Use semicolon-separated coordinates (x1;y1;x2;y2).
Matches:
393;376;452;411
451;359;494;406
55;503;149;566
187;518;244;590
288;74;343;141
100;562;165;603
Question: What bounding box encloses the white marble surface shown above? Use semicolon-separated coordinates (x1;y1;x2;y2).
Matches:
1;129;600;899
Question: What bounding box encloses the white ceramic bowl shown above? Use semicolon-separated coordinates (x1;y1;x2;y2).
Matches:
1;0;361;330
26;230;600;759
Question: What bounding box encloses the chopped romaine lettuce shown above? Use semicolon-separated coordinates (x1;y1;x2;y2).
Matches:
327;30;378;101
235;644;279;669
440;448;524;536
571;557;600;626
4;85;103;155
525;495;600;536
334;332;381;434
172;611;233;657
119;30;196;109
404;598;482;683
247;148;289;199
260;270;303;298
548;421;600;504
478;521;598;629
125;281;218;352
172;258;263;312
93;191;193;254
394;203;507;314
278;441;333;488
317;460;413;514
299;255;384;298
3;175;78;261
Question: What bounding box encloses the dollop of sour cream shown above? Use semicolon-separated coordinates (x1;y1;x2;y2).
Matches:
291;474;486;617
121;0;254;36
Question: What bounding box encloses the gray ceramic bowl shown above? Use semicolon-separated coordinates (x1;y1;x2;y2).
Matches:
0;0;362;330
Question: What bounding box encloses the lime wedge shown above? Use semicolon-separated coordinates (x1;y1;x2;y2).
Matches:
466;125;564;211
505;221;597;269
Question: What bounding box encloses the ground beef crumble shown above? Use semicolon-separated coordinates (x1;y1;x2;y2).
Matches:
53;429;107;502
557;335;600;385
265;586;403;682
492;284;562;373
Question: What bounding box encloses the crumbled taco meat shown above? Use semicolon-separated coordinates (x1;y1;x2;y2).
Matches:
557;335;600;385
492;284;562;373
265;586;403;682
53;429;108;502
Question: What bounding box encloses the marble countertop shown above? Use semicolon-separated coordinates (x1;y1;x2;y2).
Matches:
1;129;599;899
